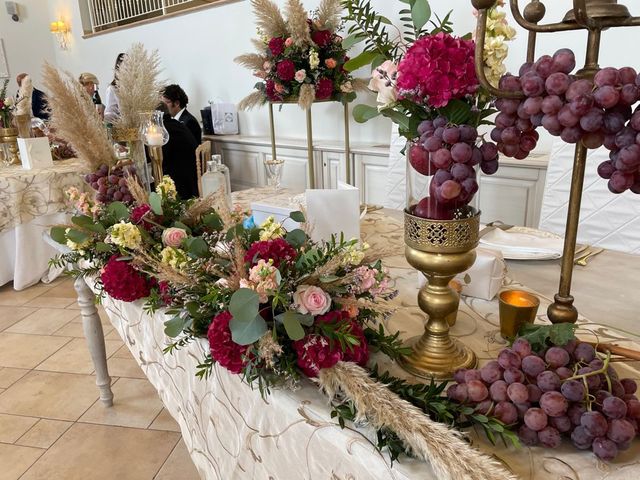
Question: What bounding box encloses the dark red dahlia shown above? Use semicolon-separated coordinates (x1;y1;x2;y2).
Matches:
315;310;350;325
207;311;250;374
130;204;153;230
101;255;151;302
315;77;334;100
265;80;281;102
292;334;343;378
244;238;297;267
343;321;369;367
268;37;285;56
311;29;332;48
276;60;296;82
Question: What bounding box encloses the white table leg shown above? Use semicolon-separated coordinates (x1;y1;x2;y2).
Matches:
74;275;114;407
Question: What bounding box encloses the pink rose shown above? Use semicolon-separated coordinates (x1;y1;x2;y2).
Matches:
368;60;398;106
161;227;187;248
274;83;286;94
294;69;306;83
354;266;376;293
284;37;294;48
293;285;331;316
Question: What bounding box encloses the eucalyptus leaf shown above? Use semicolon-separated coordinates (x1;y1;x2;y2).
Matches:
229;288;260;323
411;0;431;31
50;226;67;245
95;242;113;253
344;51;379;72
276;311;314;327
66;229;88;244
106;201;130;221
230;313;268;346
149;192;163;215
185;236;209;258
203;212;224;231
342;33;366;50
353;104;381;123
285;229;306;248
290;211;306;223
280;312;305;341
164;315;187;337
173;221;191;234
71;215;95;228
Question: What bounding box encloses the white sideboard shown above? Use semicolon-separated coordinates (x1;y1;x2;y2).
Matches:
205;134;549;228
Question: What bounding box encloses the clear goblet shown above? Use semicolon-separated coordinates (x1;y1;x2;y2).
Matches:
264;158;285;192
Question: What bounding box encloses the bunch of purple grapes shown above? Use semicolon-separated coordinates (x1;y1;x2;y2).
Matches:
447;337;639;461
408;116;499;216
494;48;640;194
84;164;137;204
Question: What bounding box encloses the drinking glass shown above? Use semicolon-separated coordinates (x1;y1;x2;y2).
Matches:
264;158;285;192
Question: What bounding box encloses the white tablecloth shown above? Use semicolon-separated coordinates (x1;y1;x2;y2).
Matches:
95;192;640;480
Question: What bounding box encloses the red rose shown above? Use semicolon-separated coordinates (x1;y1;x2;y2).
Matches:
315;77;334;100
207;311;251;374
276;60;296;82
268;37;285;56
311;29;332;48
101;255;151;302
244;238;297;267
293;334;343;377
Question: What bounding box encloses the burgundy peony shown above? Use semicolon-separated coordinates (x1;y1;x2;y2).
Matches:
276;60;296;81
396;32;478;108
130;204;153;230
315;77;334;100
311;29;332;47
343;321;369;367
244;238;298;267
268;37;285;56
292;334;343;377
207;311;250;374
101;255;151;302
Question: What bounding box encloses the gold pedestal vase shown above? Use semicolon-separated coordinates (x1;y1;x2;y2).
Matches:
0;127;20;165
401;209;479;380
14;114;32;139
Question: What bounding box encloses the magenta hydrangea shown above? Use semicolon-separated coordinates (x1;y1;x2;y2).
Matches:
396;32;478;108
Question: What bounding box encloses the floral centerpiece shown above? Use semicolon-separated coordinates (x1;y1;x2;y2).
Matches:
236;0;363;110
343;0;517;219
50;176;518;480
0;79;16;129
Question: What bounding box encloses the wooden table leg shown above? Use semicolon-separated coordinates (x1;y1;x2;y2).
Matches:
74;275;114;407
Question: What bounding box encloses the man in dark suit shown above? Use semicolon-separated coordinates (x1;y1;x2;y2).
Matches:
161;84;201;144
155;103;199;199
16;73;49;120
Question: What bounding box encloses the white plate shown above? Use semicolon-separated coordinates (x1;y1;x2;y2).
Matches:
480;226;564;261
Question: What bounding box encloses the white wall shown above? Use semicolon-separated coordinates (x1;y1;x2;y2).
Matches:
18;0;640;153
0;0;58;97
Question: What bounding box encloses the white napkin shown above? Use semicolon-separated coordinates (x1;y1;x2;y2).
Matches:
418;247;507;300
479;227;564;260
305;187;360;243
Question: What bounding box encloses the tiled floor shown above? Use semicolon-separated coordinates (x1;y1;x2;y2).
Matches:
0;277;201;480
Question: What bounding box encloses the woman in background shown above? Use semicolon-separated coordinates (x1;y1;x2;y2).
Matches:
104;53;125;123
78;72;104;119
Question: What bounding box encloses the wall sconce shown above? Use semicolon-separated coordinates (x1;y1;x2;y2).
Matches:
50;20;70;50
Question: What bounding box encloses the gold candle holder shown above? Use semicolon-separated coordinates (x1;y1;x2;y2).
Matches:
401;209;479;380
149;145;164;184
14;114;32;139
0;127;20;165
498;290;540;340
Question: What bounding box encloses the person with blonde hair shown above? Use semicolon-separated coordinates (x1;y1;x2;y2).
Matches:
78;72;104;118
16;73;48;120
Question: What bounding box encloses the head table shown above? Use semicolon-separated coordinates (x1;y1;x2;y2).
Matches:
70;187;640;480
0;158;87;290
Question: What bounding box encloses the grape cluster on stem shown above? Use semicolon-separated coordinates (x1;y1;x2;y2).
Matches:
85;164;137;204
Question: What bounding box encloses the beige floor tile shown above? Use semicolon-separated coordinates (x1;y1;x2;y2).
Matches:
0;413;39;443
104;329;124;341
0;367;29;388
52;320;114;338
24;297;77;309
154;439;200;480
5;308;80;335
38;280;77;299
149;408;181;432
0;306;38;332
102;356;146;379
20;423;179;480
0;371;98;421
0;285;51;307
35;338;122;375
15;419;73;449
0;443;44;480
79;377;163;428
0;333;71;369
112;344;134;359
65;302;81;310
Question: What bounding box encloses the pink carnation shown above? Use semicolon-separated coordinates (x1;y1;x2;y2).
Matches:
268;37;285;56
276;60;296;81
207;311;251;374
396;32;478;108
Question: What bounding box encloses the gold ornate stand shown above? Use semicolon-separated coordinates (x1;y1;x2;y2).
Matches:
268;101;352;188
472;0;640;324
149;146;164;184
0;127;20;165
401;209;479;379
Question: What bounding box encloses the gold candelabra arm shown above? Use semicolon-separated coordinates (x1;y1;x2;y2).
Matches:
509;0;581;32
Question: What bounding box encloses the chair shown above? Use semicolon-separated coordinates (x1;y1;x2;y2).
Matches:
195;141;211;197
538;140;640;254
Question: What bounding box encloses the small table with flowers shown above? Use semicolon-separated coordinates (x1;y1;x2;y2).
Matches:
71;187;640;480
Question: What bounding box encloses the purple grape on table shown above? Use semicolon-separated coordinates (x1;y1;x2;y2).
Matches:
507;383;529;404
524;407;548;431
571;425;594;450
540;391;569;417
581;411;609;437
518;425;539;446
490;380;509;402
494;401;518;425
538;426;562;448
480;360;503;384
592;437;618;460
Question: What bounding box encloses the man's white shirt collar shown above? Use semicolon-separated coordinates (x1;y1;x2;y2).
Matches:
173;108;186;121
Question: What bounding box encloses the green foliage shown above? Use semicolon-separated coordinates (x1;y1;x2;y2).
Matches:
184;236;209;258
66;229;88;244
163;332;196;355
364;324;412;360
203;212;224;231
516;323;578;353
341;0;396;64
195;355;214;380
50;226;68;245
352;104;381;123
72;215;105;234
278;311;306;341
228;289;267;345
289;211;306;223
106;201;130;222
285;229;307;248
148;192;163;215
164;313;192;338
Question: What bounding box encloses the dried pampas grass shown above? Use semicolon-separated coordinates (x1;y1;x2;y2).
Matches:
251;0;288;38
132;250;192;286
183;192;226;225
298;83;316;110
42;63;116;170
114;43;163;130
285;0;312;46
316;0;343;30
235;53;267;72
352;78;370;92
16;75;32;116
319;362;517;480
124;176;149;206
238;91;266;112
